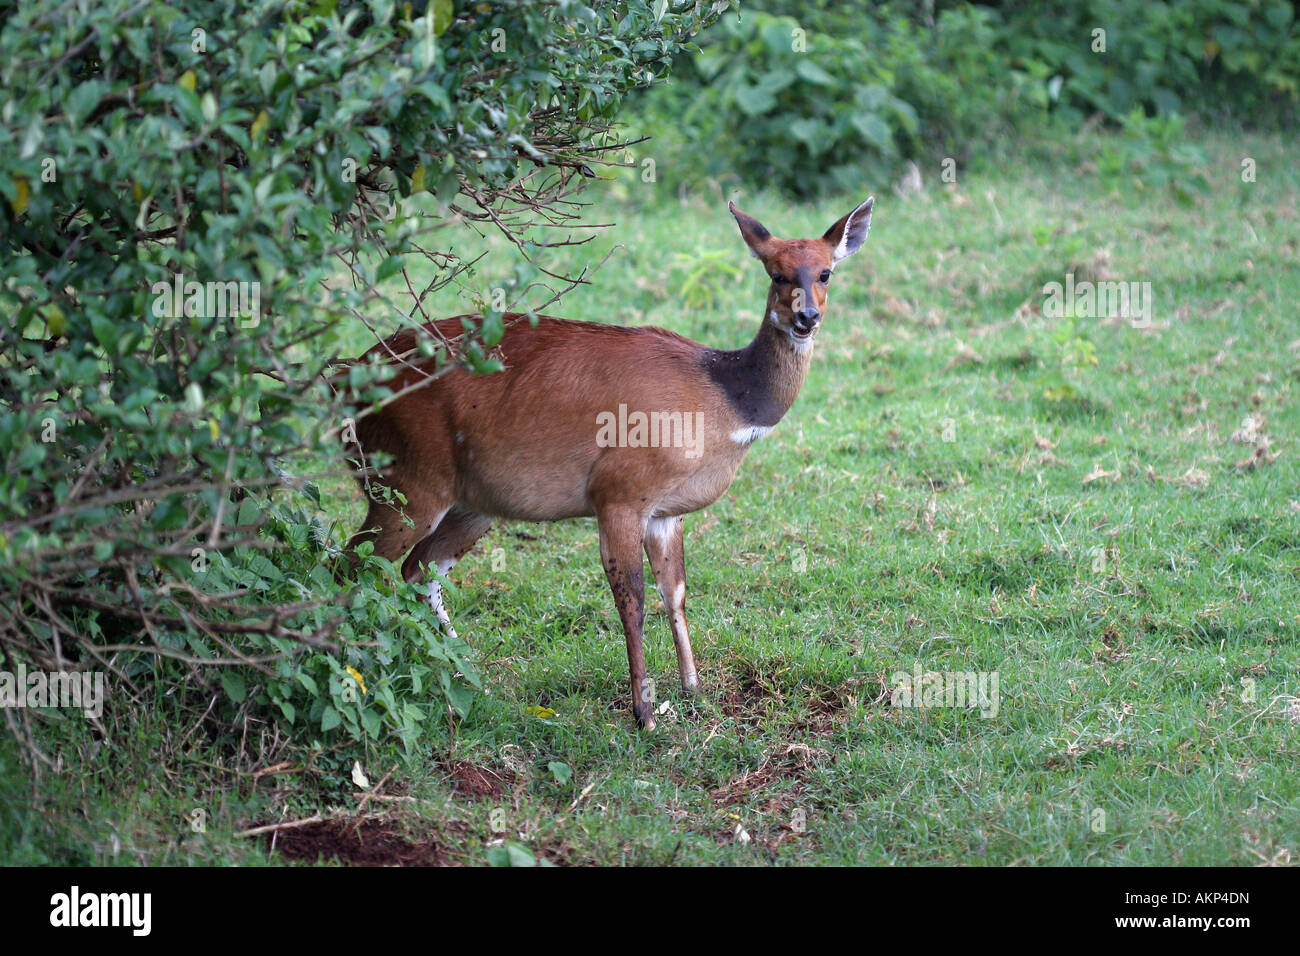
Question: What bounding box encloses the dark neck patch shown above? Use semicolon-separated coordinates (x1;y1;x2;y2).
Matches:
701;325;793;428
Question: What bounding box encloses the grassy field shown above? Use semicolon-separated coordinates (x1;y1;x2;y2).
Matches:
4;129;1297;866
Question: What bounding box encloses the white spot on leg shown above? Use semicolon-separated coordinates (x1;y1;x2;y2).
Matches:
426;559;459;641
645;515;679;548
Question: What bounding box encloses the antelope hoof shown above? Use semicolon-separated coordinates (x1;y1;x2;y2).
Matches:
634;702;657;731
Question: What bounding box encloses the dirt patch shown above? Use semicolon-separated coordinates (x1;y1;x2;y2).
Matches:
702;742;836;854
442;759;516;800
800;673;895;733
267;817;465;867
1091;626;1130;662
535;839;580;866
795;686;850;735
708;743;827;810
718;672;783;722
716;663;881;736
1044;735;1131;770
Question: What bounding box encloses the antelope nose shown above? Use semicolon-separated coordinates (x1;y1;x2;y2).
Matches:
794;309;820;330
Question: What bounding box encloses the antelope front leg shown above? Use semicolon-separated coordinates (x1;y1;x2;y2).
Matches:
644;515;699;695
598;507;656;730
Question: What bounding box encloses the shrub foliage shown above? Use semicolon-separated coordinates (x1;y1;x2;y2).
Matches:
0;0;724;758
633;0;1298;196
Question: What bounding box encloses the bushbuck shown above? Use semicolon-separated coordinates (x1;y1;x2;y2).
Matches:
347;197;874;729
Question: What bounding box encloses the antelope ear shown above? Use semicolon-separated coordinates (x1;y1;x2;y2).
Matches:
729;201;773;259
823;197;874;263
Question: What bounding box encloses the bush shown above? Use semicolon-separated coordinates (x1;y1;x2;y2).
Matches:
1000;0;1299;123
628;0;1299;197
628;9;924;197
0;0;723;761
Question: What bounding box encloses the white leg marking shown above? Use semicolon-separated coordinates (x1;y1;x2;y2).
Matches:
426;558;459;641
664;573;696;692
645;514;698;693
645;515;679;548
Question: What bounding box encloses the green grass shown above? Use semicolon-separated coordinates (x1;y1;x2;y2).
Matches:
4;129;1298;866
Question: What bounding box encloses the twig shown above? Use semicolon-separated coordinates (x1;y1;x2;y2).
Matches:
235;814;330;838
357;763;400;814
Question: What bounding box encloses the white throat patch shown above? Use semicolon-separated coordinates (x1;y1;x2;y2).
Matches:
771;310;814;352
730;424;773;445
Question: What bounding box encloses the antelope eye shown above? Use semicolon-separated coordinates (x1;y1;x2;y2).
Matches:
770;274;788;284
819;270;832;283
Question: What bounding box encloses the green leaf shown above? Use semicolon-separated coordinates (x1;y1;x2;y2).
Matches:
788;118;825;147
236;498;261;527
221;670;247;703
431;0;453;36
487;841;537;867
439;671;475;718
850;113;892;150
66;81;104;126
301;482;321;507
480;310;504;347
794;60;835;86
90;314;118;352
377;254;405;283
151;497;188;531
16;443;45;470
733;82;775;117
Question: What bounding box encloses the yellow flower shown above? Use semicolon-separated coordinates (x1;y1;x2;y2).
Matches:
523;705;556;718
46;304;66;337
346;666;367;695
10;176;29;214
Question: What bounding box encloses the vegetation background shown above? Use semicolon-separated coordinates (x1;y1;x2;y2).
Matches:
1;0;1296;865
